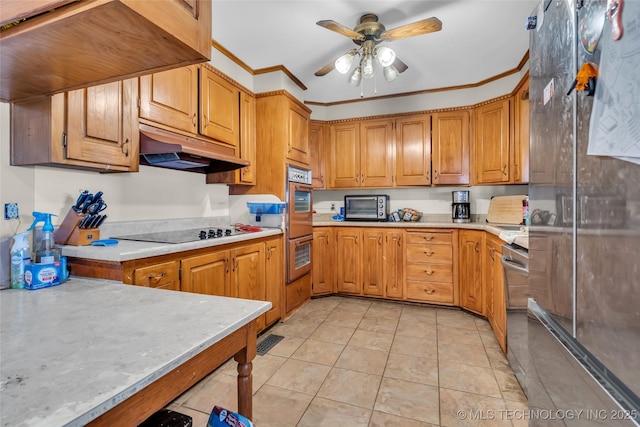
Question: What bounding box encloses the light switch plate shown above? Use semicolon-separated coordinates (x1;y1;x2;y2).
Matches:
4;203;18;220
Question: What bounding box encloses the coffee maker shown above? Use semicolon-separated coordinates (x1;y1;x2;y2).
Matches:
452;191;471;223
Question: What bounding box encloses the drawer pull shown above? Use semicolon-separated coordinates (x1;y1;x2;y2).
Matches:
424;251;435;256
424;236;434;241
148;271;167;280
425;288;435;295
424;270;435;275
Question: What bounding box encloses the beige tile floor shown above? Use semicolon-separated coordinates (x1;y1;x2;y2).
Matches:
169;296;528;427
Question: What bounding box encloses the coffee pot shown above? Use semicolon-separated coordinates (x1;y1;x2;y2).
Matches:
452;191;471;223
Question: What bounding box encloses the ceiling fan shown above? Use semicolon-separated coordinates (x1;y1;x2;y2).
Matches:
314;13;442;85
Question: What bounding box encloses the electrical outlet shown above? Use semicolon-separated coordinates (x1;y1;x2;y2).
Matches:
4;203;19;220
331;203;336;211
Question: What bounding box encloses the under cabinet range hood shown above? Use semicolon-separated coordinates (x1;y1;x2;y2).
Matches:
138;124;249;174
0;0;211;102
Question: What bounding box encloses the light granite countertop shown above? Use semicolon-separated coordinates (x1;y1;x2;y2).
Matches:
60;228;283;262
0;277;271;427
313;214;529;250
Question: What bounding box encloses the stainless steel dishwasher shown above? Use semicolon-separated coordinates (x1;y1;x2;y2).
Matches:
501;243;529;396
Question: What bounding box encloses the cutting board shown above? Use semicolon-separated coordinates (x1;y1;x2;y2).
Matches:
486;195;527;224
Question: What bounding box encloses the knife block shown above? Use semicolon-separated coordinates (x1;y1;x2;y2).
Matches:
54;208;100;246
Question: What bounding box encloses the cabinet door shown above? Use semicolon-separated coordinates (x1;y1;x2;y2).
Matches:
312;228;333;295
231;243;266;330
132;261;180;291
475;99;510;183
362;229;384;296
513;77;530;183
237;91;256;185
335;228;362;294
432;110;470;185
181;251;231;296
139;65;199;134
200;67;240;148
287;100;311;166
458;230;485;315
485;235;506;352
330;122;361;188
265;238;283;326
395;114;431;186
309;122;327;189
360;119;393;187
384;230;404;299
65;78;139;170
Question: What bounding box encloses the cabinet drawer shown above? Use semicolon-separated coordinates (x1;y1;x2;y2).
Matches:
406;263;453;282
286;276;311;313
406;244;453;263
406;280;454;304
406;231;452;245
132;261;180;290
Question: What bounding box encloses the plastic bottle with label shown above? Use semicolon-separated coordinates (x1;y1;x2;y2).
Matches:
522;196;530;226
10;231;31;289
29;212;60;263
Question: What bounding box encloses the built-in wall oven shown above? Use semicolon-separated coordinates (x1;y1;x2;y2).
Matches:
286;165;313;282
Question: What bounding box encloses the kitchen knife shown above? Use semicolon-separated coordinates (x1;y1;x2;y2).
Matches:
78;215;91;229
81;194;94;213
94;214;108;228
86;214;101;229
73;190;90;213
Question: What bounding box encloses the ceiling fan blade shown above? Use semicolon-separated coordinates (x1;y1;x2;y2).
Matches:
393;57;408;74
380;17;442;42
317;20;365;41
314;58;337;76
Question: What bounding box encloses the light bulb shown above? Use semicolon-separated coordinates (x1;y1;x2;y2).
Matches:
362;54;374;79
348;66;362;86
375;46;396;67
334;52;354;74
383;65;399;82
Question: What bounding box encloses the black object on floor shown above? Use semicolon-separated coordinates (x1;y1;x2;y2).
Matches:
257;334;284;355
138;409;193;427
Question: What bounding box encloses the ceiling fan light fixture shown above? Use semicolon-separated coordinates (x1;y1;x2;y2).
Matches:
383;65;399;82
334;51;354;74
362;54;375;79
375;46;396;67
348;66;362;86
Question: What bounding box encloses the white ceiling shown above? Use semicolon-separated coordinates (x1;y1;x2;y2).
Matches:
211;1;538;104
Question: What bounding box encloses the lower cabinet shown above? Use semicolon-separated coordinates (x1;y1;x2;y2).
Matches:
458;230;485;315
335;228;362;294
485;234;506;352
312;227;334;295
265;237;283;326
384;230;404;299
131;260;180;291
405;230;457;305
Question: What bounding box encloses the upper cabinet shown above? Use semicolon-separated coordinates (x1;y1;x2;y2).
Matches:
432;110;470;185
1;0;212;103
11;78;139;172
287;101;312;166
200;67;240;148
309;122;328;189
395;114;431;186
512;75;530;184
474;98;511;184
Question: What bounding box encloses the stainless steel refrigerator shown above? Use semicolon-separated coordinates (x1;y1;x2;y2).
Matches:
528;0;640;425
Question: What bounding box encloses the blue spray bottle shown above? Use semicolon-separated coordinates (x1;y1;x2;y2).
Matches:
29;212;60;264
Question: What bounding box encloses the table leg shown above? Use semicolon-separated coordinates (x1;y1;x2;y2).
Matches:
234;320;257;420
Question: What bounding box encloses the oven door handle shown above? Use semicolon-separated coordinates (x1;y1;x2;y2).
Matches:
294;183;313;192
294;236;313;246
501;255;528;274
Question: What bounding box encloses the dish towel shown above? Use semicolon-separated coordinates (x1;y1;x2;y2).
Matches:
499;231;527;244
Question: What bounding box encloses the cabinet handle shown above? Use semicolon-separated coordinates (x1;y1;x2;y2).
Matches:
502;165;508;176
232;258;238;271
424;270;435;275
203;114;208;127
489;247;495;261
122;138;129;156
475;243;480;253
433;169;438;180
224;258;229;273
398;237;402;247
424;236;434;241
426;172;430;181
355;235;359;244
378;236;382;245
425;288;435;295
267;247;273;260
424;251;435;256
192;114;197;127
148;271;167;281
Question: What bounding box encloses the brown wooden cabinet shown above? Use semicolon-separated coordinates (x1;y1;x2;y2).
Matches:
287;101;311;166
235;91;257;185
335;228;362;294
11;78;139;172
405;230;457;305
485;234;506;352
1;0;211;103
200;67;240;149
512;74;530;184
181;251;231;297
458;230;485;315
232;242;266;332
265;237;283;326
383;230;404;299
309;122;328;189
432;110;470;185
329;119;394;188
139;65;200;134
475;99;511;184
131;260;180;291
362;229;385;296
312;228;334;295
395;114;431;186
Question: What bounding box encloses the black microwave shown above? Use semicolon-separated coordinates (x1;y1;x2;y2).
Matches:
344;195;389;221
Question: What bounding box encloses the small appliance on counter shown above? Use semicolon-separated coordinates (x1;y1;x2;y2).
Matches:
344;195;389;221
452;191;471;223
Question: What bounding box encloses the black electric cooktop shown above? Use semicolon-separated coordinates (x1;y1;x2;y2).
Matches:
112;228;246;244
